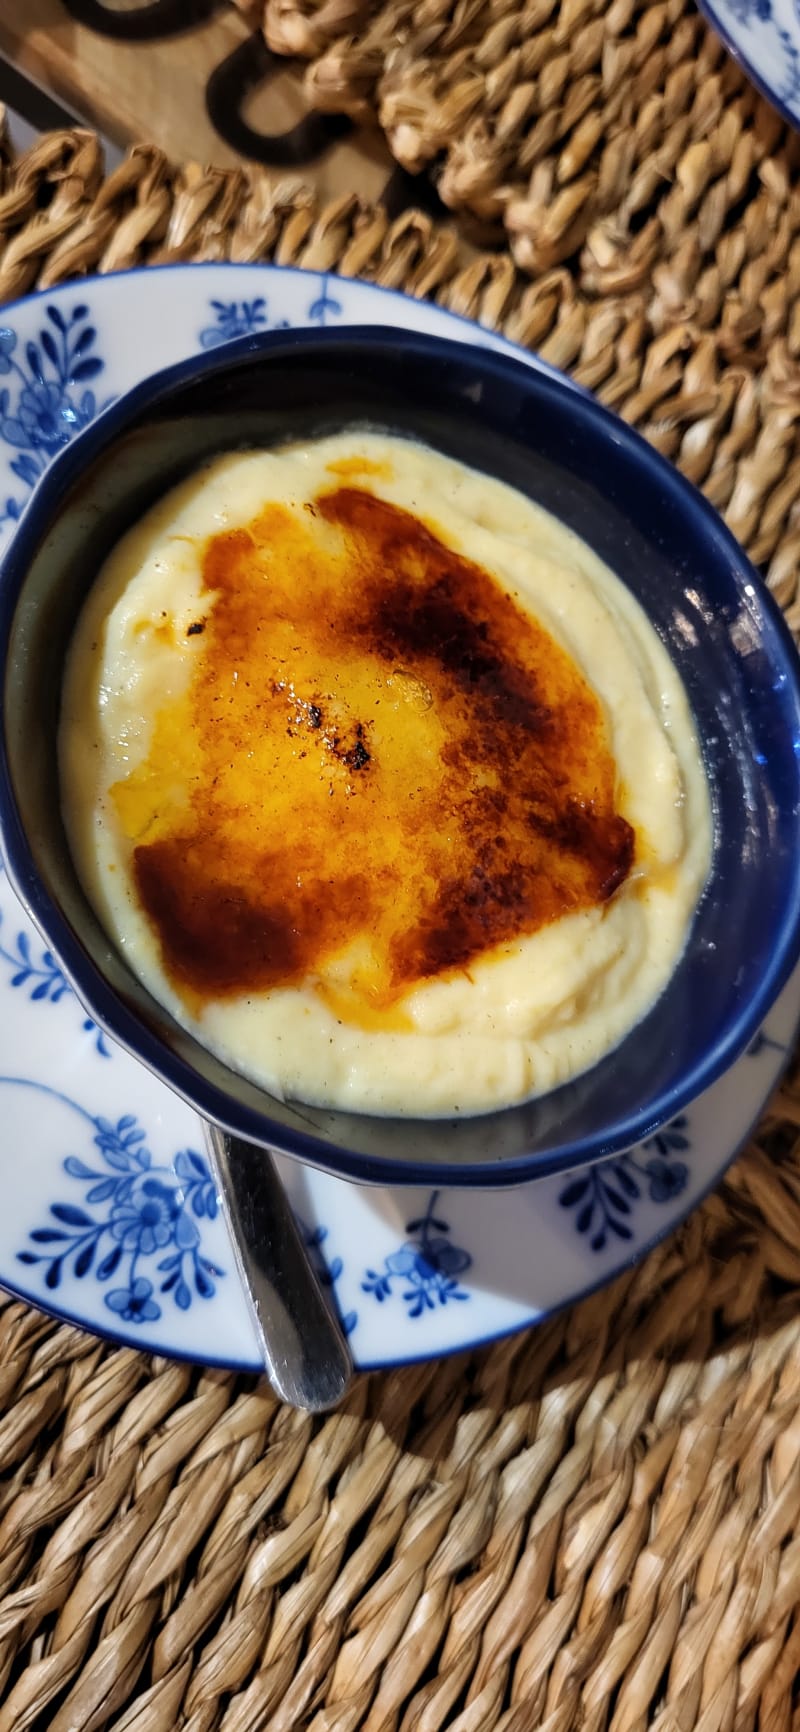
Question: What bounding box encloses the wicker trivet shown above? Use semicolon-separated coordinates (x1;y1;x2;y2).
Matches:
0;106;800;1730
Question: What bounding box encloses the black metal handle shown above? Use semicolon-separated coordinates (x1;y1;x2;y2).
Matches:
206;33;352;167
59;0;224;40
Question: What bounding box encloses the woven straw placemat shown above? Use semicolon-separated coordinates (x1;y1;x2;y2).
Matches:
1;69;800;1727
259;0;800;278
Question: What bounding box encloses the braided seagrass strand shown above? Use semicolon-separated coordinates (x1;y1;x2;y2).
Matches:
259;0;800;286
0;80;798;1726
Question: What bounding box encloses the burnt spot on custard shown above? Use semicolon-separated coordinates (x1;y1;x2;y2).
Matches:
118;481;634;1021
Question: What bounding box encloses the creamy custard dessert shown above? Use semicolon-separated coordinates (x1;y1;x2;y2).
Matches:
59;432;712;1117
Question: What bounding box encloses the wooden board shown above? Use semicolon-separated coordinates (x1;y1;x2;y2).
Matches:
0;0;395;204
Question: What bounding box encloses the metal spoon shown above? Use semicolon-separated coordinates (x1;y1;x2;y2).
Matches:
203;1124;353;1411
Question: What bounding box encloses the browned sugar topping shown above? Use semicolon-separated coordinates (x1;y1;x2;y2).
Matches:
117;475;634;1027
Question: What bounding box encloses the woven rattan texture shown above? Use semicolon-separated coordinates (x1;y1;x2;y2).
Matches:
0;101;799;1728
260;0;800;279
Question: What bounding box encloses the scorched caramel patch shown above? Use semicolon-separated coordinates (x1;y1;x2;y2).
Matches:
117;483;634;1019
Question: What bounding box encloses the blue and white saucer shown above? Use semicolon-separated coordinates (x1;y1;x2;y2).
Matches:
0;262;795;1372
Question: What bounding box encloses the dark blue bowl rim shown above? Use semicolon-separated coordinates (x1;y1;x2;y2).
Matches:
1;321;800;1188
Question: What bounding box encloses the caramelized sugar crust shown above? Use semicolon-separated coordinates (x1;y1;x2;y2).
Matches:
117;478;634;1022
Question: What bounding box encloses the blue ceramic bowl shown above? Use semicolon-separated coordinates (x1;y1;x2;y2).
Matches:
1;325;799;1188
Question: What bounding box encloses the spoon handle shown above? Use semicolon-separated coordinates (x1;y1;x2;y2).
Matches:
204;1125;353;1411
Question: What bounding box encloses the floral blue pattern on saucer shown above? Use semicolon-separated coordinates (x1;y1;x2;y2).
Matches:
0;261;796;1373
17;1099;223;1324
696;0;800;127
0;305;108;531
362;1192;472;1316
